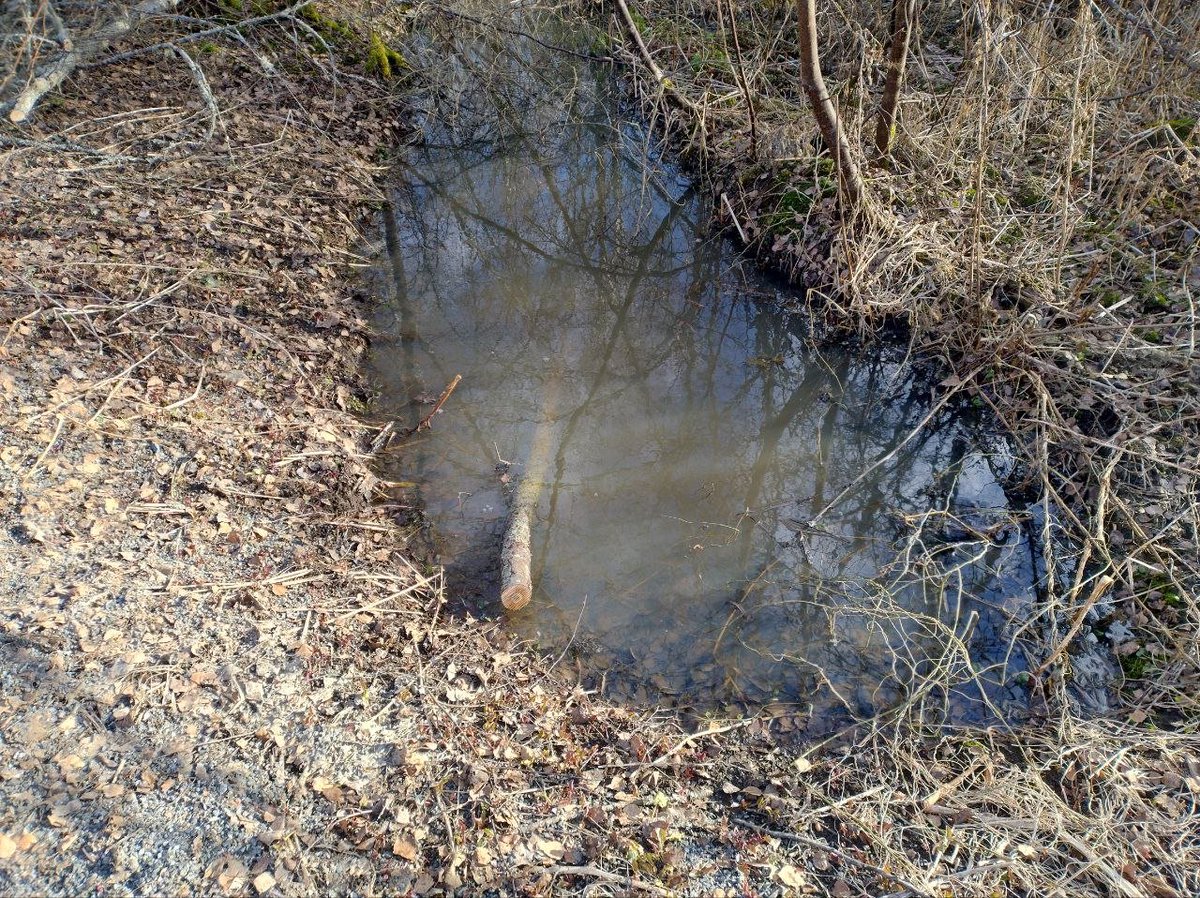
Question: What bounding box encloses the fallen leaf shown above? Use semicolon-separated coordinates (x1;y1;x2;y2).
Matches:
212;855;249;895
777;864;808;889
393;835;419;861
533;837;565;860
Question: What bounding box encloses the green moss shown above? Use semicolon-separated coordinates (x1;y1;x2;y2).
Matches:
1120;648;1151;680
365;30;409;80
300;4;356;42
997;220;1024;247
1013;176;1053;212
1143;290;1172;311
1142;115;1196;148
688;47;728;74
763;175;835;233
1167;116;1196;141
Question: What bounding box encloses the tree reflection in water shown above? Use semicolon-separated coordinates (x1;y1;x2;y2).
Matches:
369;46;1037;731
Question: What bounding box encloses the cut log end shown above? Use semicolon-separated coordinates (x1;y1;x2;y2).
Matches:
500;583;531;611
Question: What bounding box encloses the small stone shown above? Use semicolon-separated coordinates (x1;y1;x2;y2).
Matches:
253;871;276;894
0;833;17;860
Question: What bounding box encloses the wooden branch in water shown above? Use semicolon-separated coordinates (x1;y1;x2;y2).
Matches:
500;462;549;611
499;360;563;612
416;374;461;432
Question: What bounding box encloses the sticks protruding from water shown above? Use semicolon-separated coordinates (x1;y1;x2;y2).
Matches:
416;373;461;432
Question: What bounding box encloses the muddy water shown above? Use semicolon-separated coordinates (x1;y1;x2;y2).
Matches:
370;67;1035;728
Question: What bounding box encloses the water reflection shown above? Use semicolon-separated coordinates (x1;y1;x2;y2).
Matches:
369;72;1034;729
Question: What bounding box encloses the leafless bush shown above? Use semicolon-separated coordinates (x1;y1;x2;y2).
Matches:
607;0;1200;707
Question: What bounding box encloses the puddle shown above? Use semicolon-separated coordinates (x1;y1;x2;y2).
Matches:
369;54;1037;728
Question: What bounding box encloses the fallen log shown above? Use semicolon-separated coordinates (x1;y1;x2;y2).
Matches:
499;451;551;611
500;481;535;611
499;364;562;611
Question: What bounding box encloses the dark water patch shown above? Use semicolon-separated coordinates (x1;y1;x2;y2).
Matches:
368;55;1039;731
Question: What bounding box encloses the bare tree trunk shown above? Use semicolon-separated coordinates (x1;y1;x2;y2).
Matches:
875;0;916;157
795;0;865;213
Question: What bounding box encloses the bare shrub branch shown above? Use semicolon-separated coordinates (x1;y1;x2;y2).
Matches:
6;0;180;124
